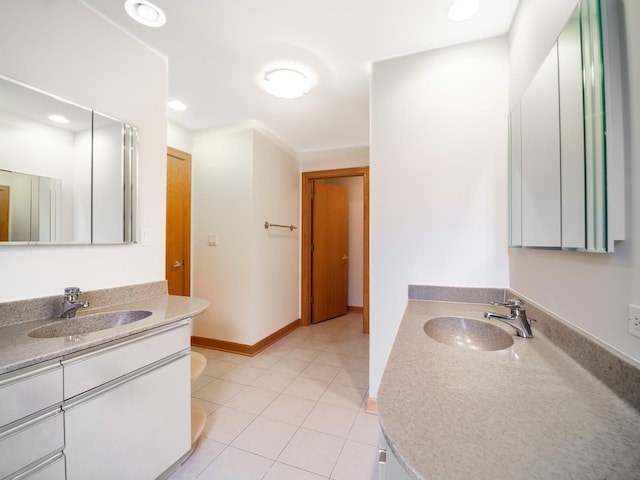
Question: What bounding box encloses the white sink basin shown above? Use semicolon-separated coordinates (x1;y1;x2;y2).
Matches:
27;310;152;338
423;316;514;351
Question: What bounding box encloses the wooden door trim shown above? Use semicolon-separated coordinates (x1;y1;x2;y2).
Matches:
301;166;369;333
167;146;191;296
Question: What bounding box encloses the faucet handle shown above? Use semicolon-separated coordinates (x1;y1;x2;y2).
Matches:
490;299;524;308
64;287;81;295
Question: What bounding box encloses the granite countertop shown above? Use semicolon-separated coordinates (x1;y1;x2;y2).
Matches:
377;300;640;480
0;295;209;375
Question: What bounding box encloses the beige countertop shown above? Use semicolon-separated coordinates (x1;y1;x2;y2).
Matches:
377;300;640;480
0;295;209;375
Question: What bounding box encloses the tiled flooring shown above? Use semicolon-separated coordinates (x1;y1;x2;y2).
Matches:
170;313;379;480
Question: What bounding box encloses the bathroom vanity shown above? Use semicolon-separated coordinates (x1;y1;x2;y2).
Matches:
377;298;640;480
0;287;208;480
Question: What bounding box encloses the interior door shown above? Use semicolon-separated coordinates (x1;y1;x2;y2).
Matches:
0;185;8;241
166;148;191;296
311;181;348;323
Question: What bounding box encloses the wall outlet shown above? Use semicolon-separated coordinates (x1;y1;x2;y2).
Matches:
628;304;640;339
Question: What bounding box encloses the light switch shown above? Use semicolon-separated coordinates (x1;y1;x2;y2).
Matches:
208;234;217;246
141;229;151;246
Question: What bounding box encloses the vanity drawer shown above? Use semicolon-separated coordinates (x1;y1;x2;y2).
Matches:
0;359;62;427
62;320;190;399
8;453;65;480
0;407;64;479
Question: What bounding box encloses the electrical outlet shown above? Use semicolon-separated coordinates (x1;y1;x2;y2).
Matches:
628;304;640;339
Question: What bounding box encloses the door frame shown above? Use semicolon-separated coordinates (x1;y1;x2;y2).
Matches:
166;146;192;296
301;166;369;333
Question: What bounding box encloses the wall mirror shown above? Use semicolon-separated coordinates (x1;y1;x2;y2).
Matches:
0;75;138;244
509;0;624;252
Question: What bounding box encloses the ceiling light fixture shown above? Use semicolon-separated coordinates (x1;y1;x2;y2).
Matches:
263;68;311;99
124;0;166;27
448;0;480;22
48;115;69;124
168;100;187;111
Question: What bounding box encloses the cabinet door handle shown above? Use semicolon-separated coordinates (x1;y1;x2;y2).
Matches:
378;449;387;464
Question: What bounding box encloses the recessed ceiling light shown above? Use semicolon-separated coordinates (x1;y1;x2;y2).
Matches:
48;114;69;124
448;0;480;22
168;100;187;111
124;0;166;27
262;68;311;99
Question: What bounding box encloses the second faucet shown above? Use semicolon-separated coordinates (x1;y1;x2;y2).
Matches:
484;299;533;338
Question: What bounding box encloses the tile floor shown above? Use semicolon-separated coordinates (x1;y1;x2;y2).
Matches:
170;312;380;480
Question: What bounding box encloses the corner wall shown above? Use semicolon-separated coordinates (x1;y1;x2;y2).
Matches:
508;0;640;364
0;0;167;301
191;125;299;346
370;37;510;397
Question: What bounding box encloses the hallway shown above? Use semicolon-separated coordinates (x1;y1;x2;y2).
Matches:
172;313;378;479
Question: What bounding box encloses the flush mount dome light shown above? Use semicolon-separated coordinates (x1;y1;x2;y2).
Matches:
48;114;69;124
168;100;187;111
263;68;310;99
448;0;480;22
124;0;166;27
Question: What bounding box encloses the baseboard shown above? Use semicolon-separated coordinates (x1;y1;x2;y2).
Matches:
191;318;300;357
366;397;377;414
348;305;364;313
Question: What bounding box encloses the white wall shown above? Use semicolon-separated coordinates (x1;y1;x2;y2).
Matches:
192;126;254;342
299;146;369;172
370;37;510;397
252;130;300;342
191;124;299;345
0;0;167;301
326;177;364;308
168;121;194;154
508;0;640;363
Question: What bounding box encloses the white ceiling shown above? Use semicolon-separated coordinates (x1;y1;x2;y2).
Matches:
84;0;520;152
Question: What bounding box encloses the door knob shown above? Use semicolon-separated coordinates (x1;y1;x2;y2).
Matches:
173;260;183;268
341;255;349;260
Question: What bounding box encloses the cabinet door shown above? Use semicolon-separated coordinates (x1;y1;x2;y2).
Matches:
521;44;561;247
378;433;412;480
64;352;190;480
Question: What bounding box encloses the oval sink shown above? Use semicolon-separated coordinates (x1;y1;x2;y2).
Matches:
27;310;152;338
423;316;514;351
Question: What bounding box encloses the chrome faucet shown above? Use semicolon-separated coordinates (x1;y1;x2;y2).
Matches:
61;287;89;318
484;299;533;338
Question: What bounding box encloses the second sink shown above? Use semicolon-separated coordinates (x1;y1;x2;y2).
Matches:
27;310;152;338
424;316;514;351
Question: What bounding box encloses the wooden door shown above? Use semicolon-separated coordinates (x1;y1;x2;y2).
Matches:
0;185;9;241
311;181;348;323
166;148;191;296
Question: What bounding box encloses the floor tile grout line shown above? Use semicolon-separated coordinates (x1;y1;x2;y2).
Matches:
186;313;370;479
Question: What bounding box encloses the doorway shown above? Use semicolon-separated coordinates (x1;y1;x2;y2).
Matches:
0;185;9;241
301;166;369;333
166;147;192;296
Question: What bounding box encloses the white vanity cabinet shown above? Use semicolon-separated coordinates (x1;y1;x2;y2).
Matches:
378;433;412;480
62;320;192;480
0;359;65;480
